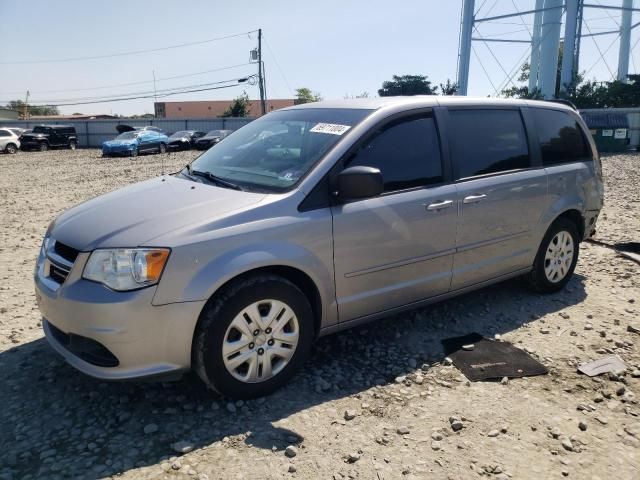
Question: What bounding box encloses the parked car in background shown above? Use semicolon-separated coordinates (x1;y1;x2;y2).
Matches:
167;130;206;151
194;129;232;150
116;125;166;135
34;97;603;399
20;125;77;151
102;129;169;157
0;128;21;154
6;127;26;137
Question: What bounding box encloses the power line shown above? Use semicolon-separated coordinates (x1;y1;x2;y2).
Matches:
0;30;258;65
20;75;255;104
0;62;253;96
12;76;256;108
262;35;292;95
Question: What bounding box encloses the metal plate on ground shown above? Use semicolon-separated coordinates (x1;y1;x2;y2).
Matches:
441;333;548;381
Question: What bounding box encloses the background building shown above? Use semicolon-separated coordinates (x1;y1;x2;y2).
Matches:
154;99;295;119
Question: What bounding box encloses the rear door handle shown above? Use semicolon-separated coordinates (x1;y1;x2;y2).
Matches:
425;200;454;211
463;194;487;204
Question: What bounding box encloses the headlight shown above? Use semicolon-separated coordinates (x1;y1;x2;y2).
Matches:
83;248;170;291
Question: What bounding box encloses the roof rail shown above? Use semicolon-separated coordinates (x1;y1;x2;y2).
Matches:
546;99;577;110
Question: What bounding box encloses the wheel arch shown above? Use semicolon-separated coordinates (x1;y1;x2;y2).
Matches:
555;209;585;239
194;264;323;337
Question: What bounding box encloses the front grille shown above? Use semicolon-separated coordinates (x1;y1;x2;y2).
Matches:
53;241;79;263
49;262;70;284
44;240;78;286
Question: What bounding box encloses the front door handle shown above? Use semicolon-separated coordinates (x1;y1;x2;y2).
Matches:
425;200;454;211
463;194;487;204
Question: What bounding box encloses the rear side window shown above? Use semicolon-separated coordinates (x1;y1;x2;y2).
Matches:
531;109;591;165
346;115;442;192
0;130;9;137
449;109;530;179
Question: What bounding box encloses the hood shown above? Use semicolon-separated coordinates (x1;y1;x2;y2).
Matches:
22;132;45;138
50;176;266;250
116;124;136;134
198;136;219;142
169;136;189;142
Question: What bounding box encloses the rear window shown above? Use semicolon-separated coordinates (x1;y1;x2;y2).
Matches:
531;109;591;165
449;109;530;179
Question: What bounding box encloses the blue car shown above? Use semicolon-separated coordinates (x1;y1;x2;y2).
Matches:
102;129;169;158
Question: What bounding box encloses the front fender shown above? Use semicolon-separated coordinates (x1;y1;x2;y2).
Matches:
152;240;337;326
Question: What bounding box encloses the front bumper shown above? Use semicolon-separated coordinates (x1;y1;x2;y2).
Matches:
102;145;136;156
168;141;190;150
35;252;206;380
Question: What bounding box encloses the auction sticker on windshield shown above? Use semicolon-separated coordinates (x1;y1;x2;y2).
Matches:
309;123;351;135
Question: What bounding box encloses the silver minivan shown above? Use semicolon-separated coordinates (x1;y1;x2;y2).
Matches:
35;97;604;398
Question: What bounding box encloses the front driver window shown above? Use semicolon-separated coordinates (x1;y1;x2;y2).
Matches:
345;115;443;192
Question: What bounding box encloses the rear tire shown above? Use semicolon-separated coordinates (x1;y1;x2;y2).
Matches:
528;218;580;293
193;275;314;399
5;143;17;154
159;143;166;154
130;147;138;158
69;141;77;150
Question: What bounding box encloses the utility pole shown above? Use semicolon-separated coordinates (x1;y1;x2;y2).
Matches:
258;29;266;115
456;0;475;96
618;0;633;82
152;70;158;117
23;90;30;120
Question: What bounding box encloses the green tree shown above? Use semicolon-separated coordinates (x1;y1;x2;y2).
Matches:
295;87;322;104
378;75;438;96
5;99;60;117
344;91;370;99
439;79;458;96
220;91;251;117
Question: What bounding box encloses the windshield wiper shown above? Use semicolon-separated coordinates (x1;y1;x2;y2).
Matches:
186;165;243;191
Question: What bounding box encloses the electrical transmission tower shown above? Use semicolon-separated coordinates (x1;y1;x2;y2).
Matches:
456;0;637;98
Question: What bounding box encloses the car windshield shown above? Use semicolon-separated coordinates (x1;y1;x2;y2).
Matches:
205;130;225;137
169;131;190;139
116;132;138;140
189;108;372;192
32;126;51;133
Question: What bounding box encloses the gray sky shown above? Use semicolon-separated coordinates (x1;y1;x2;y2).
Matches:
0;0;630;116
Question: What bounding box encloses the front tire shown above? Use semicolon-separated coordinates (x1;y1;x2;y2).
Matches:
193;275;314;399
39;142;49;152
528;218;580;293
130;147;138;157
159;143;166;154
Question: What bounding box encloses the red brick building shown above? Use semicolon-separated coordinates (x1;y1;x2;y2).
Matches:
154;99;295;118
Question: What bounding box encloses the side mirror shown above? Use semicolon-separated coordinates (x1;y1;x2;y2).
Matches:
335;166;384;201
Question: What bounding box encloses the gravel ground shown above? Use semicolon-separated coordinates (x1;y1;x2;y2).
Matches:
0;149;638;480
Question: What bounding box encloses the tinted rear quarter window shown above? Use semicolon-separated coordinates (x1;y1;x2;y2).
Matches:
346;115;443;191
532;108;591;165
449;109;530;179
